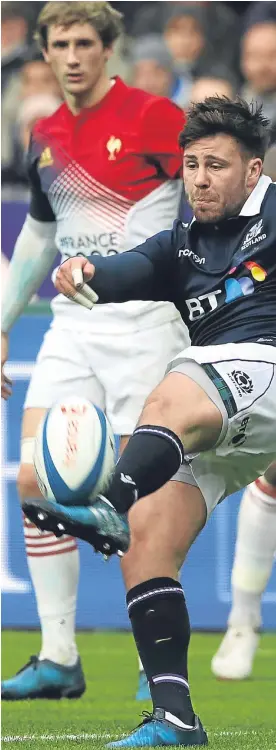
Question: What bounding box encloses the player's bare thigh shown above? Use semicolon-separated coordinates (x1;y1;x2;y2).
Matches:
121;480;206;591
17;408;47;499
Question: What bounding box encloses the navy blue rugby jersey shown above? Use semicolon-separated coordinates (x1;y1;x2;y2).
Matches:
90;176;276;346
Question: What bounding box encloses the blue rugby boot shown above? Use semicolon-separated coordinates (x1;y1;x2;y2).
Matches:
135;670;151;701
1;655;86;700
107;710;208;748
22;495;130;557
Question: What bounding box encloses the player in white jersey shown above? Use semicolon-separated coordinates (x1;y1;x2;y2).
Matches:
1;1;189;700
211;460;276;680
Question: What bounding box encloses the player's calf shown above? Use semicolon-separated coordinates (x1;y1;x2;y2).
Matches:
230;476;276;626
211;475;276;680
122;482;206;590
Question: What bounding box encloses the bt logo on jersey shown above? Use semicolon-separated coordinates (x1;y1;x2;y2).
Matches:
186;258;267;321
186;290;222;320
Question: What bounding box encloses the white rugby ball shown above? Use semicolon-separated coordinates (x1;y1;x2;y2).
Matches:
34;396;116;506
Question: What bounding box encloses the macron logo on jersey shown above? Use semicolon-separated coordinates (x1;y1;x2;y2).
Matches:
178;248;205;264
241;219;266;251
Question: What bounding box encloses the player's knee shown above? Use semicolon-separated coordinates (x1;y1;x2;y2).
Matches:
143;385;171;416
142;384;183;434
17;464;39;500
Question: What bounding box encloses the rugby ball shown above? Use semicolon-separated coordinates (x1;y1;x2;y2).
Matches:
34;396;115;506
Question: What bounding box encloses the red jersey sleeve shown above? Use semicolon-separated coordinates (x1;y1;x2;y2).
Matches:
140;97;185;179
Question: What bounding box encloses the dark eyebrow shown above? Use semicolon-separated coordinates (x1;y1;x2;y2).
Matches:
184;153;229;165
205;155;230;165
75;38;94;44
52;39;69;47
51;37;94;46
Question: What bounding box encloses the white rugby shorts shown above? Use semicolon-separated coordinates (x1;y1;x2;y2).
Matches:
168;342;276;516
24;316;189;435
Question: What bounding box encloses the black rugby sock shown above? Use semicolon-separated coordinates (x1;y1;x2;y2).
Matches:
106;425;184;514
127;577;195;726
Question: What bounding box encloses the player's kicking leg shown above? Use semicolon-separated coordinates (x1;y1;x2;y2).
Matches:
211;460;276;680
1;406;85;700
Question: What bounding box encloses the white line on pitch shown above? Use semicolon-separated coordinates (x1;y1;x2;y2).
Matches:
2;734;113;743
2;728;274;743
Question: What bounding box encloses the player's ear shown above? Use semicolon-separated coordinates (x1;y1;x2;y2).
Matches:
246;158;263;189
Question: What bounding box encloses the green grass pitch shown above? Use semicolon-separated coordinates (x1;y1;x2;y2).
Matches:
2;631;276;749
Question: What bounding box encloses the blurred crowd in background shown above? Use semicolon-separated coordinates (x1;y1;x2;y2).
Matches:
2;0;276;189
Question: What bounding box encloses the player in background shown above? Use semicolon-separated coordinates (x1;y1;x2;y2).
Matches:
1;1;188;701
211;460;276;680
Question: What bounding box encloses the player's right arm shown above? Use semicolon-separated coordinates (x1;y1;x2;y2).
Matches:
55;228;178;307
1;136;58;399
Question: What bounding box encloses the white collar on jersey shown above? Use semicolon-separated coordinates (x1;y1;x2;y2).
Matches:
187;174;272;228
239;174;272;216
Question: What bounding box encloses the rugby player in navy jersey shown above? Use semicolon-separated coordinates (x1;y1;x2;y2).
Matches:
23;98;276;747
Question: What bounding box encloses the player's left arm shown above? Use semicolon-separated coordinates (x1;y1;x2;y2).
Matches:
55;230;176;308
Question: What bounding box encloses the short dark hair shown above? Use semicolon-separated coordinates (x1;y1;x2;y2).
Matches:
35;1;123;50
179;97;270;160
